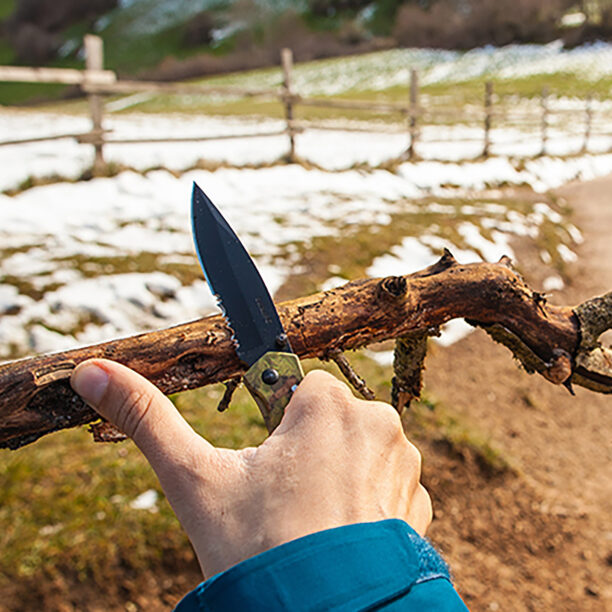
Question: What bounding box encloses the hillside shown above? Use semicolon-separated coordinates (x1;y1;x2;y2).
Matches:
1;0;611;105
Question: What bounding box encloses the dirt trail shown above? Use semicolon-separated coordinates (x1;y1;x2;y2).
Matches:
423;175;612;610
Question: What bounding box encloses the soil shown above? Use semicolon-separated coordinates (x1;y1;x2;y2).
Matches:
1;175;611;611
422;175;612;611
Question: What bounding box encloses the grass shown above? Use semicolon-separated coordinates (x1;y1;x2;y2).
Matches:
0;379;266;588
51;73;606;124
0;0;14;21
0;335;514;593
422;73;612;107
0;189;576;357
53;252;202;286
23;47;612;127
74;66;612;123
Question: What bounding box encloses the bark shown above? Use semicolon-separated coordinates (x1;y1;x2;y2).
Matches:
1;251;610;450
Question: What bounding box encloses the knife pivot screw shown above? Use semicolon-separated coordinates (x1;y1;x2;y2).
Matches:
275;333;288;348
262;368;280;385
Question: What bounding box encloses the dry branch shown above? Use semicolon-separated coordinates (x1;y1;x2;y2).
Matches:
324;349;376;400
1;252;611;451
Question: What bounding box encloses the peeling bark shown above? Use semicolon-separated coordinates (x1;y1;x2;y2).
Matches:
1;252;610;450
392;331;429;413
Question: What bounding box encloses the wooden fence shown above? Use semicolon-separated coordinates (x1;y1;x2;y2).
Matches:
0;35;610;172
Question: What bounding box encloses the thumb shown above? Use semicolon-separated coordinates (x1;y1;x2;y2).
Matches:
71;359;207;468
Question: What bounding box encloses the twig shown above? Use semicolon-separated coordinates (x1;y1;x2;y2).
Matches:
326;349;376;400
217;378;241;412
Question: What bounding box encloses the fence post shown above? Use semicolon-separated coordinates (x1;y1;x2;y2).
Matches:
281;48;296;163
581;94;592;154
84;34;105;174
483;81;493;158
407;68;419;160
539;87;549;157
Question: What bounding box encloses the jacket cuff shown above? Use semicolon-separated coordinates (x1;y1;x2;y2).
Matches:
175;519;452;611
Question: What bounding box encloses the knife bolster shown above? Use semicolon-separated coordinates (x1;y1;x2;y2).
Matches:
243;352;304;433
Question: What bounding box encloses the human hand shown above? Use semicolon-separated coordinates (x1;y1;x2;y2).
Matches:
71;361;432;578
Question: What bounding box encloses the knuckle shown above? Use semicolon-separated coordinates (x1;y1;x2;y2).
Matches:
116;388;155;439
306;370;350;397
364;399;403;432
406;441;423;473
301;369;336;389
298;370;354;411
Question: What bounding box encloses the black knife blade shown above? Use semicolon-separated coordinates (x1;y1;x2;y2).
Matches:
190;182;303;432
191;182;292;366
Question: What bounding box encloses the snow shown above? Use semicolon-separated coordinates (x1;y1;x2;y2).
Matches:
435;319;476;348
129;489;158;511
0;285;31;315
0;149;589;357
543;275;565;292
320;276;349;292
364;349;395;367
206;42;612;95
456;223;513;263
557;244;578;263
3;107;612;193
367;238;439;278
4;43;610;358
363;318;475;359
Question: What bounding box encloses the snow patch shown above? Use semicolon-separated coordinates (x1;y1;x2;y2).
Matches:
130;489;158;511
543;275;565;292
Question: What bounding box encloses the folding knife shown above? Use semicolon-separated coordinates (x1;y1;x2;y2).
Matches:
191;182;304;433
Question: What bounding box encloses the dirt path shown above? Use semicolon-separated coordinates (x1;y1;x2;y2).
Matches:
422;175;612;610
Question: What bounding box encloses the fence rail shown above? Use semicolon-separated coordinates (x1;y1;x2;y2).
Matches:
0;34;610;170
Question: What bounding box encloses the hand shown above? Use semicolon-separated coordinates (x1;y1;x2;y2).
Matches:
71;361;432;578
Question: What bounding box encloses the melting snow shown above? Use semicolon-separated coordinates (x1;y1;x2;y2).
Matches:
543;275;565;292
0;80;603;357
129;489;158;511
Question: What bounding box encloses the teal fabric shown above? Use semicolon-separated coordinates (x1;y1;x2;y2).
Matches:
174;520;468;611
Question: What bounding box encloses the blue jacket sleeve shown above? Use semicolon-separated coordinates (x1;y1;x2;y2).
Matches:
174;519;468;611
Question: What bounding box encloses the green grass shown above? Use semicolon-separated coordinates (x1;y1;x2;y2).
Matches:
0;0;14;20
0;427;179;583
75;69;612;122
422;73;612;106
25;48;611;125
101;25;190;75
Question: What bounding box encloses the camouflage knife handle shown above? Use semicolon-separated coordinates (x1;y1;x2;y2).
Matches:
243;352;304;433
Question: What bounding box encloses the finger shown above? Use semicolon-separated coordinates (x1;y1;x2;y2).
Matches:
406;484;433;536
274;369;354;434
71;359;211;469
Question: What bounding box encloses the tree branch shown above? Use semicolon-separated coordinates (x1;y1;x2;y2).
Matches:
324;349;376;400
1;251;610;450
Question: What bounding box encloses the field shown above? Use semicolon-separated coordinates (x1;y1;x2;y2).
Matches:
1;44;611;610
